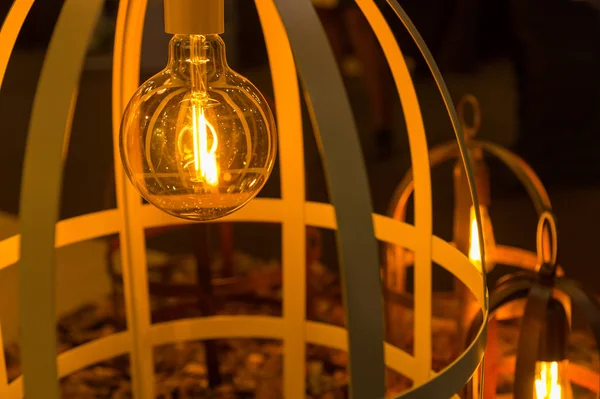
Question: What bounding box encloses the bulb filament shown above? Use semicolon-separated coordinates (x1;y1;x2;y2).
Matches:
187;34;219;187
535;362;562;399
191;104;218;185
468;206;482;271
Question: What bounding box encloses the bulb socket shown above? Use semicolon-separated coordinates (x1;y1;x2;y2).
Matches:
537;298;569;362
164;0;225;35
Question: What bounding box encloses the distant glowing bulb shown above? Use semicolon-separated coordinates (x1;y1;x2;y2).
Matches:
120;33;277;221
535;361;572;399
468;207;482;268
468;205;496;272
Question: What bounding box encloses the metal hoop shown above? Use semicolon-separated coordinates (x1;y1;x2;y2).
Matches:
457;94;481;139
536;211;558;270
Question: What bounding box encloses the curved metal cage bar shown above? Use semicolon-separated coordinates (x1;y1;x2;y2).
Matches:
17;2;105;399
388;138;552;222
272;1;385;395
0;0;488;398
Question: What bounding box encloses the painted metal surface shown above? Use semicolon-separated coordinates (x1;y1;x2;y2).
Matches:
0;1;36;395
254;0;307;396
355;0;435;383
112;0;154;397
17;1;104;398
270;0;386;396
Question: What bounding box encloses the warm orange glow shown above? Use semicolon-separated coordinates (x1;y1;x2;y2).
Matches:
468;206;482;272
190;104;219;186
535;362;563;399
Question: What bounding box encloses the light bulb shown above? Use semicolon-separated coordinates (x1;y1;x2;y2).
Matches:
534;361;573;399
453;147;495;272
468;205;496;272
120;5;277;221
533;299;573;399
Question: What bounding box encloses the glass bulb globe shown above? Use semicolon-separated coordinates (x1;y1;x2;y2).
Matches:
120;34;277;221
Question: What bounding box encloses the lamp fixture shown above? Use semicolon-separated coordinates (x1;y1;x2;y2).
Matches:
384;94;557;350
467;212;600;398
120;0;277;221
533;298;572;399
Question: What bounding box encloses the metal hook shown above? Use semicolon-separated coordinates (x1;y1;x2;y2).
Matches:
536;210;558;271
457;94;481;140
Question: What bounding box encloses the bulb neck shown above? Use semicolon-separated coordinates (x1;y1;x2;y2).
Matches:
538;298;569;362
168;34;227;82
164;0;224;35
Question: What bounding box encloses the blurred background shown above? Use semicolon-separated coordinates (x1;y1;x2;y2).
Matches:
0;0;599;397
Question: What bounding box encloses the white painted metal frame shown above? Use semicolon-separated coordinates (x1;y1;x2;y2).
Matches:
17;2;104;399
0;3;36;395
0;206;485;398
254;1;307;396
0;0;488;398
112;0;154;397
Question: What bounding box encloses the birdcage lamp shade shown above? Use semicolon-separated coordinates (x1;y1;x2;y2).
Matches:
0;0;488;398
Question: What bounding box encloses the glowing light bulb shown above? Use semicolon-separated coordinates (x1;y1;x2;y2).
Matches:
468;207;482;269
120;31;277;221
535;361;573;399
468;205;496;272
533;299;573;399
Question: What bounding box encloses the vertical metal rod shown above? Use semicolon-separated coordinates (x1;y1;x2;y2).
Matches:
193;224;222;389
112;0;155;396
19;1;104;398
255;0;307;397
